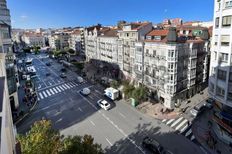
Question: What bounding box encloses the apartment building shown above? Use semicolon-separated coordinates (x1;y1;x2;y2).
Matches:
49;32;70;50
0;54;16;154
208;0;232;144
134;27;209;109
22;32;45;47
117;22;153;79
0;0;11;26
69;30;81;54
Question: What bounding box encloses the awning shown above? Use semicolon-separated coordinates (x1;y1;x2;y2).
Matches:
212;116;232;134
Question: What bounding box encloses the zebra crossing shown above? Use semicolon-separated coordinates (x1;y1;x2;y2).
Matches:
37;81;87;101
161;117;197;142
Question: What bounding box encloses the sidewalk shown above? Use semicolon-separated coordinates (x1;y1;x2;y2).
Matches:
192;110;232;154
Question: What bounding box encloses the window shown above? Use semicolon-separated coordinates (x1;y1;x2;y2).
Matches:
229;72;232;82
153;50;156;56
214;51;217;60
222;16;232;27
209;82;215;92
225;0;232;8
216;86;225;97
218;69;227;80
215;35;218;45
154;36;161;40
220;53;229;62
146;49;149;54
221;35;230;46
168;50;175;58
215;17;220;28
126;33;129;37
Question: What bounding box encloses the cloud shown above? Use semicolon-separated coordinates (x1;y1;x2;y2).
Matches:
164;9;168;13
20;15;28;22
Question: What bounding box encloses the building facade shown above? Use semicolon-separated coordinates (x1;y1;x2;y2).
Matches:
208;0;232;144
0;0;10;26
69;30;81;54
49;33;70;50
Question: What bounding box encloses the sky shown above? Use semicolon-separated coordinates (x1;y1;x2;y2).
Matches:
7;0;214;29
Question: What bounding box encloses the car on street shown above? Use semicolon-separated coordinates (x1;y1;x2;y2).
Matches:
190;102;206;117
77;76;84;83
46;62;51;66
60;73;67;78
80;88;91;96
60;68;66;72
142;136;164;154
204;98;215;109
97;99;111;110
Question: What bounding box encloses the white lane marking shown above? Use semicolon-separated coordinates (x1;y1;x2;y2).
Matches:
67;83;73;88
200;146;208;154
49;89;55;95
166;119;175;125
89;120;95;126
72;81;78;86
78;93;145;154
89;95;94;99
38;97;40;101
70;82;75;87
185;129;192;137
39;93;44;99
43;91;48;97
191;135;195;141
119;112;126;118
46;90;51;96
53;88;58;93
171;117;184;128
78;107;83;112
64;84;70;89
62;85;67;90
180;124;189;133
175;119;188;131
105;138;112;146
56;87;61;92
59;85;64;91
162;119;167;123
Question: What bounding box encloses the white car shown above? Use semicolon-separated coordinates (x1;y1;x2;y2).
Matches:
77;76;84;83
80;88;91;96
97;99;111;110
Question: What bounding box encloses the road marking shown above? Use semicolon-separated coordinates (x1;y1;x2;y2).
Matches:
46;90;51;96
191;135;195;141
70;82;75;87
89;95;94;100
62;85;67;90
162;119;167;123
180;124;189;133
185;129;192;137
48;82;52;86
119;112;126;118
94;89;102;95
39;92;44;99
171;117;184;128
175;119;188;131
166;119;175;125
53;88;58;93
38;97;40;101
67;83;73;88
78;107;83;112
43;91;48;97
59;85;64;91
64;84;70;89
56;87;61;92
105;138;112;146
78;93;145;154
38;81;65;91
49;89;55;95
89;120;95;126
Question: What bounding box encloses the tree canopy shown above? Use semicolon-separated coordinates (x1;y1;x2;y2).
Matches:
17;120;103;154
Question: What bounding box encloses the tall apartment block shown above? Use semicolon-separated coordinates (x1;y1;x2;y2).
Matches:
208;0;232;144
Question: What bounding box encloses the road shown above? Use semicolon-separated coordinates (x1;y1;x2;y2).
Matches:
17;53;205;154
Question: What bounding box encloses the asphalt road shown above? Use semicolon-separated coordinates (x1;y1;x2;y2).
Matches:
17;53;205;154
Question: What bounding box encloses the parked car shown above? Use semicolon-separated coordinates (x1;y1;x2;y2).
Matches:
77;76;84;83
142;136;164;154
60;73;67;78
60;68;66;72
46;62;51;66
190;102;206;117
204;98;215;109
80;88;91;96
97;99;111;110
46;72;51;76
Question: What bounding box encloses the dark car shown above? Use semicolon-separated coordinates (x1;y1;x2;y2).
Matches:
60;73;67;78
60;68;67;72
46;62;51;66
142;136;164;154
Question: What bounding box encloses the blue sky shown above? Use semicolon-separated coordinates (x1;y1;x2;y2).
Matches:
7;0;214;29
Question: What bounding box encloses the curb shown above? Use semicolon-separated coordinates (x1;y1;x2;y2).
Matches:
14;100;39;126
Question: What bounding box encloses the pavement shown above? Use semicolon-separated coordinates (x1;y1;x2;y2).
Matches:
16;52;206;154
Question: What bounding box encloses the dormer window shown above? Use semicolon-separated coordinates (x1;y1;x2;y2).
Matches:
154;36;161;40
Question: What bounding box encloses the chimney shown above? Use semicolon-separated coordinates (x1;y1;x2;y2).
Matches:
167;27;177;43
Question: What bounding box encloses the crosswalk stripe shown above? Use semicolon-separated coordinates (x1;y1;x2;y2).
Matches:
166;119;175;125
185;129;192;137
175;119;188;131
46;90;51;96
180;124;189;133
38;97;40;101
171;117;184;128
70;82;75;87
50;89;55;95
59;85;64;91
62;85;67;90
191;135;195;141
162;119;167;123
67;83;73;88
43;91;48;97
65;84;70;89
39;93;44;99
56;87;61;92
53;88;58;93
72;81;78;86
